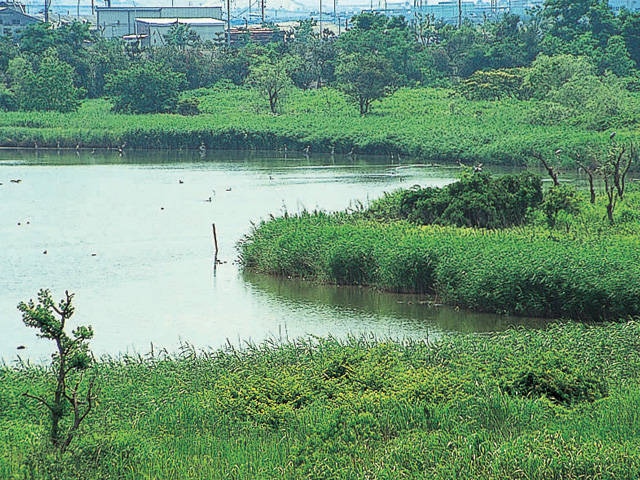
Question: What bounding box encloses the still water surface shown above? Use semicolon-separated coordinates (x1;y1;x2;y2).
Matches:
1;149;544;362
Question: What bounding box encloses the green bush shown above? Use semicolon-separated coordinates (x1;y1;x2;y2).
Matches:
377;171;543;229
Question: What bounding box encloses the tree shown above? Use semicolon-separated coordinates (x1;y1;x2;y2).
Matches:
105;61;186;113
17;22;59;55
164;23;201;51
17;290;96;453
86;39;131;98
247;56;293;114
522;54;595;100
335;52;397;115
7;49;83;112
596;35;635;76
618;9;640;70
288;20;337;89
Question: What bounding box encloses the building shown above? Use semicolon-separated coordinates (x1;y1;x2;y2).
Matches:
229;26;286;45
135;17;225;46
96;5;223;38
0;1;40;38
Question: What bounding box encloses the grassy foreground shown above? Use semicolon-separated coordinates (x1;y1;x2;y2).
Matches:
0;87;628;166
2;322;640;479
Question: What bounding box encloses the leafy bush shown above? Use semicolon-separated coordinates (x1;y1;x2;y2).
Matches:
176;96;200;116
541;185;581;228
374;171;543;229
502;351;608;406
105;62;186;114
457;68;524;100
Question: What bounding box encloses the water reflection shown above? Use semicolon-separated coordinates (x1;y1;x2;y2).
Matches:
243;272;549;335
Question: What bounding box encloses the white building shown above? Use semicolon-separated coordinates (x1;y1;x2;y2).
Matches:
135;17;225;46
0;2;39;38
96;5;223;38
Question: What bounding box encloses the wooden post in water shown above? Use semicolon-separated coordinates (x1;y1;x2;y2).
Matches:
212;223;219;269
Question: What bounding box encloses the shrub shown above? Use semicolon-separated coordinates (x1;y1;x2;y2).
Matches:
386;171;543;229
176;96;200;116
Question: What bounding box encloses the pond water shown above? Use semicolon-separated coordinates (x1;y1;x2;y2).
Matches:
0;149;545;363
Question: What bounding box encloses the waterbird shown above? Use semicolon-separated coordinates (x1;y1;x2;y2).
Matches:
179;179;184;184
43;250;47;254
16;345;25;350
10;179;21;183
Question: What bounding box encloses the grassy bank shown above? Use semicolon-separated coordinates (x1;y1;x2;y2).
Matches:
0;87;629;166
238;186;640;320
2;322;640;479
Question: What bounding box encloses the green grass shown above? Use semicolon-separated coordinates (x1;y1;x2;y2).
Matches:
0;86;633;166
2;322;640;479
238;190;640;320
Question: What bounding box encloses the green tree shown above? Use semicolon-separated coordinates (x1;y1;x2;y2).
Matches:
596;35;635;76
17;22;59;55
522;54;595;99
618;9;640;69
288;20;337;89
164;23;201;51
7;49;83;112
337;12;422;85
540;0;617;48
17;289;96;453
247;56;293;114
105;61;186;113
86;39;131;98
335;52;398;115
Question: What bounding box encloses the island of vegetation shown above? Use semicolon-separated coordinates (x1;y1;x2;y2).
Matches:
2;0;640;477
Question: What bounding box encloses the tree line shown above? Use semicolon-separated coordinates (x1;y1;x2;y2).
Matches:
0;0;639;115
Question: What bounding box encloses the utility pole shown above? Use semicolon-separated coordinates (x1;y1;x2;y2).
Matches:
319;0;322;38
261;0;265;23
227;0;231;45
457;0;461;27
44;0;51;22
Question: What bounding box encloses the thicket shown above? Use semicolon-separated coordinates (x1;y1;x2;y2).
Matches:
2;322;640;479
366;170;543;228
0;0;639;130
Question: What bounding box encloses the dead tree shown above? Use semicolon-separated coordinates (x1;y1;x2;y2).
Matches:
573;153;597;204
532;151;560;187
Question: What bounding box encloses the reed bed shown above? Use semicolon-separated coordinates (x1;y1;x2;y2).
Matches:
238;197;640;320
0;87;630;166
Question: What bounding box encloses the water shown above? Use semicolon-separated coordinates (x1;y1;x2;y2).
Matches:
0;149;544;363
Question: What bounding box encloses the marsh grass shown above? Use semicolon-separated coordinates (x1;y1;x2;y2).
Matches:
2;323;640;478
0;87;633;165
239;191;640;320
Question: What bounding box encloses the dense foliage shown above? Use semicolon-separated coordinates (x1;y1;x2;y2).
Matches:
0;87;634;167
367;170;543;228
2;323;640;479
0;0;639;116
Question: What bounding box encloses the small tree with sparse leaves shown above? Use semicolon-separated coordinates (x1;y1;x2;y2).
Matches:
17;289;96;453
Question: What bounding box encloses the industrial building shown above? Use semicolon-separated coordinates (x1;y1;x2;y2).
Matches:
0;0;39;37
96;5;223;38
134;17;225;46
